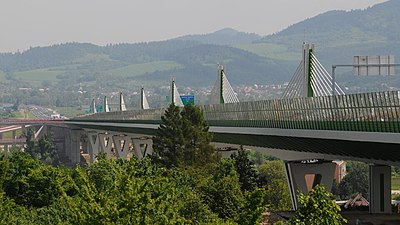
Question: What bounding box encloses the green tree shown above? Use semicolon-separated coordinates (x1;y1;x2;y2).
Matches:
200;159;245;220
258;160;292;210
180;103;216;166
153;103;217;168
37;133;57;164
289;185;346;225
24;127;36;157
2;152;73;208
230;147;258;191
338;161;368;200
153;103;185;168
24;128;57;165
0;109;15;119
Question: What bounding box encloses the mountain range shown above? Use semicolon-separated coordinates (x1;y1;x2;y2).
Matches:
1;0;400;98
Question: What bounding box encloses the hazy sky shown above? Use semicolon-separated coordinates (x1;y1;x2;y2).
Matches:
0;0;387;53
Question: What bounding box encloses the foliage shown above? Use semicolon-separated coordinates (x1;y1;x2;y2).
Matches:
24;128;57;165
2;152;74;208
153;103;217;168
0;109;16;119
180;103;217;166
24;127;36;156
153;103;185;168
230;147;259;191
258;160;292;210
289;185;347;225
0;103;269;224
0;151;270;224
200;159;244;220
193;159;266;224
236;188;268;225
338;161;369;200
247;150;278;166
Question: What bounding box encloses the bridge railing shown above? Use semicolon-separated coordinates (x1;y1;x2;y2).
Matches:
202;91;400;132
73;91;400;133
75;108;165;123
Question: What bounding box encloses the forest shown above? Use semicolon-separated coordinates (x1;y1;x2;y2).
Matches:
0;104;352;224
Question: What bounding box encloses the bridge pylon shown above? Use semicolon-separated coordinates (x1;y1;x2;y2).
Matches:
119;92;127;111
282;43;345;98
170;77;184;106
90;99;97;113
103;96;110;112
209;64;239;104
138;86;150;110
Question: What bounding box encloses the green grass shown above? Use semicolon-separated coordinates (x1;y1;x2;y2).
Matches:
56;107;86;118
235;43;300;61
14;111;36;119
105;61;184;78
392;177;400;190
13;68;64;85
2;130;23;139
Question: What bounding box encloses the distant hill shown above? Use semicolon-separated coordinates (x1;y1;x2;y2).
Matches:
257;0;400;62
176;28;261;45
1;0;400;104
0;40;294;90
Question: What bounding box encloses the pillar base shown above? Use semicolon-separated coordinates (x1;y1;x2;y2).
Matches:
369;165;391;214
285;160;336;210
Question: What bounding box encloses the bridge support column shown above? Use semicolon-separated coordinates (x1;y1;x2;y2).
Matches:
21;125;26;137
369;165;391;214
3;144;8;152
98;133;115;157
64;130;72;161
285;161;336;210
69;130;81;165
88;132;101;162
132;138;153;159
113;135;132;159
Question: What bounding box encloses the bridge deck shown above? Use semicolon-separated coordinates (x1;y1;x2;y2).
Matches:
67;91;400;165
73;91;400;133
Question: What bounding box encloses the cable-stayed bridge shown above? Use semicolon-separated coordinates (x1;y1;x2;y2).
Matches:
2;43;399;213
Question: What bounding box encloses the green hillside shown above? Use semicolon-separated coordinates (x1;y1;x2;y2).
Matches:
105;61;184;78
176;28;261;45
259;0;400;59
0;0;400;108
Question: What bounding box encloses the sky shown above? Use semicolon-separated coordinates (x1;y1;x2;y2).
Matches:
0;0;387;53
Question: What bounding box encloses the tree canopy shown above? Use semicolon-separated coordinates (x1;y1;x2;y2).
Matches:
153;103;217;168
289;185;347;225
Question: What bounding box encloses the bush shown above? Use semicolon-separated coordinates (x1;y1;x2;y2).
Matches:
289;185;346;225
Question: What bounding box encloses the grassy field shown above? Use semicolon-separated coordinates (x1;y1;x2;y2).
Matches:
105;61;184;78
14;111;36;119
56;107;86;118
393;177;400;190
13;68;64;85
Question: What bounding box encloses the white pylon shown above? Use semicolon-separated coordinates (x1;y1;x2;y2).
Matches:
103;96;110;112
138;86;150;110
119;92;127;111
209;64;239;104
282;43;345;99
171;77;184;106
91;99;97;113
